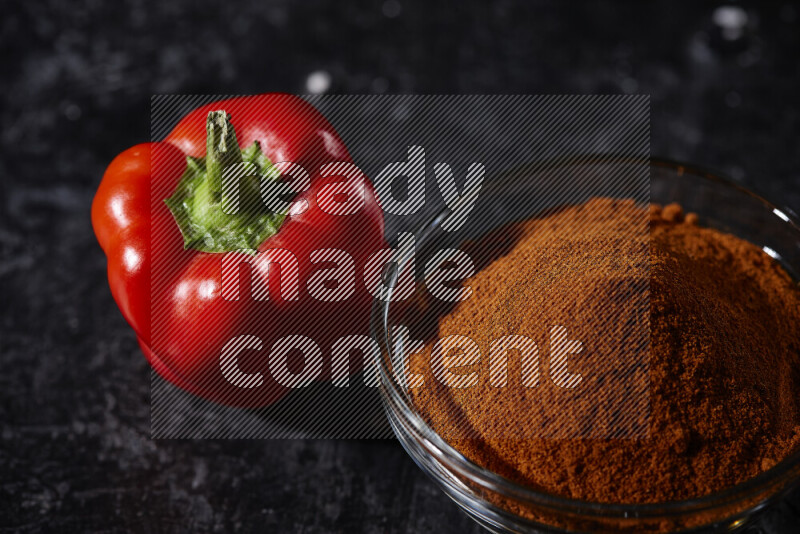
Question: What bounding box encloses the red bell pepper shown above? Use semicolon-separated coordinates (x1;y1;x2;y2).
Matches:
92;94;384;407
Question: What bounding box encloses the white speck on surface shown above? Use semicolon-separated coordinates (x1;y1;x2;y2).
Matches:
725;91;741;108
371;77;389;93
620;78;638;94
729;166;745;181
64;104;81;120
306;70;331;94
382;0;402;18
712;6;748;40
688;33;714;64
192;460;208;489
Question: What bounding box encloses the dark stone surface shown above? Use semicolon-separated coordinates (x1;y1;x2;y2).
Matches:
1;0;799;532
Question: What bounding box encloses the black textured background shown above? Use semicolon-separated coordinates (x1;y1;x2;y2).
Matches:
2;1;800;532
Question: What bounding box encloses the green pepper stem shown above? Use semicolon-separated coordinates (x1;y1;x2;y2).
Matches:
165;110;286;253
205;110;243;194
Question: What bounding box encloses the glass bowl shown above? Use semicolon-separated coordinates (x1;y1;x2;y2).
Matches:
370;158;800;533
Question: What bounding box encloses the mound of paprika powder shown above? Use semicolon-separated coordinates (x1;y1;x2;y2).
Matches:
408;198;800;504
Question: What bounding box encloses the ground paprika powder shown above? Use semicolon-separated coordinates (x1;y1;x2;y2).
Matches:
407;198;800;504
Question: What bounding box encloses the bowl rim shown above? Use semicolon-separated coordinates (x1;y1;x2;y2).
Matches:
370;156;800;519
